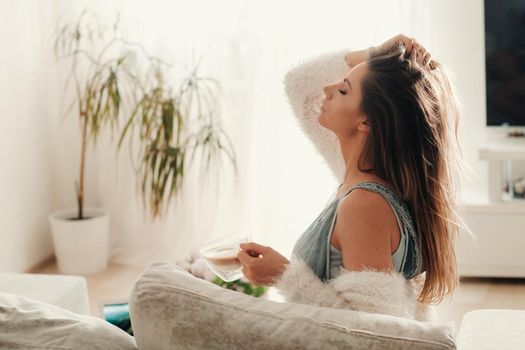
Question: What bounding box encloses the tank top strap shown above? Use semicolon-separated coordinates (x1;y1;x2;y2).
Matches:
340;181;402;202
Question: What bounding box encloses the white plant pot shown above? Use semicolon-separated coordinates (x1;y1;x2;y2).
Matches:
49;207;109;275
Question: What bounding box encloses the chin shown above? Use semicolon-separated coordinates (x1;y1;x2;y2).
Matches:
318;112;325;126
318;113;329;130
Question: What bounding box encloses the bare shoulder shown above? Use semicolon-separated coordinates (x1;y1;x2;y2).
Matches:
335;188;396;272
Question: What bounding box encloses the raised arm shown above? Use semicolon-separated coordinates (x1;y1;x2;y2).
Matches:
283;49;350;182
283;45;389;182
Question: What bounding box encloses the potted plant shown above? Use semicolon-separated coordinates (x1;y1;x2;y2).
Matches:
117;51;239;220
49;11;238;274
49;11;130;274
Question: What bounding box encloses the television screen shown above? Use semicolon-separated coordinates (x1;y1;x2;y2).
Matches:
484;0;525;126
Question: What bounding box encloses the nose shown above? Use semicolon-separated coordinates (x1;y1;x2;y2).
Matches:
323;85;331;99
323;82;338;99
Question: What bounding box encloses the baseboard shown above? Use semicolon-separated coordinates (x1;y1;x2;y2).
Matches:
25;255;56;273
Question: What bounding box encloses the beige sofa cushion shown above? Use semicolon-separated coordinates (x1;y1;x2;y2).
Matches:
457;309;525;350
129;261;457;350
0;272;89;315
0;292;137;350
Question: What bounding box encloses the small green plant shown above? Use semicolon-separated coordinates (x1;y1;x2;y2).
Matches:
212;276;268;297
54;10;238;220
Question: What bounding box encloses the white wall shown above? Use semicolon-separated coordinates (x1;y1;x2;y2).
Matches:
0;0;103;272
0;1;65;272
426;0;487;197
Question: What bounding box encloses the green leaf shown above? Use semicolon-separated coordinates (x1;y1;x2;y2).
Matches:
253;286;267;298
243;284;253;295
212;276;224;285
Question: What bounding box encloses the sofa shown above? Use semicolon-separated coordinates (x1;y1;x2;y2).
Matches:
0;272;89;315
1;261;524;349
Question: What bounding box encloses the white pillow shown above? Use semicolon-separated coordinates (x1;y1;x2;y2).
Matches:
129;261;457;350
0;292;137;350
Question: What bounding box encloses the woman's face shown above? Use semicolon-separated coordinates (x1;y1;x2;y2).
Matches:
319;61;370;137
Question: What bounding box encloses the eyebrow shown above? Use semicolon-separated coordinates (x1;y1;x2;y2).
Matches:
344;78;352;89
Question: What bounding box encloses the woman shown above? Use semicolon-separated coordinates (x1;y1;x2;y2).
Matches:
237;34;467;321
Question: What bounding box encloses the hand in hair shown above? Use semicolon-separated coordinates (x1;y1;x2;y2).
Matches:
377;34;433;68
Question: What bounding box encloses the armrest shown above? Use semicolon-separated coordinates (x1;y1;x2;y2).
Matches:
457;309;525;350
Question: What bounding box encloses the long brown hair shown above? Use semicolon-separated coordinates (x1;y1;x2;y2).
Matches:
358;42;473;304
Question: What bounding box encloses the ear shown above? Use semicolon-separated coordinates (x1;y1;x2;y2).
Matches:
357;116;370;132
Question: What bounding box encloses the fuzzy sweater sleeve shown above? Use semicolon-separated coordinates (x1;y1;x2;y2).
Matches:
274;257;434;321
283;49;351;183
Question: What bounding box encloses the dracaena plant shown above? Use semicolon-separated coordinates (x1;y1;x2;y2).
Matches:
54;10;238;221
118;57;239;220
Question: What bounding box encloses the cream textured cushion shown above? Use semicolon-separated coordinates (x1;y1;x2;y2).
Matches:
0;292;137;350
457;309;525;350
129;261;457;350
0;272;89;315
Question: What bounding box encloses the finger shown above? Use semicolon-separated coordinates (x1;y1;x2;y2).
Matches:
402;38;413;57
252;281;266;288
247;250;262;258
239;242;267;255
237;249;254;265
240;265;254;283
409;45;417;59
410;44;422;60
237;249;246;264
419;47;427;59
407;37;415;55
423;52;431;66
237;248;260;264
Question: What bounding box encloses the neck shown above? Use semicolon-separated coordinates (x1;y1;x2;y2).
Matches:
338;135;378;188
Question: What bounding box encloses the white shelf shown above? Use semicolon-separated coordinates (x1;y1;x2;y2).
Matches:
461;191;525;213
478;141;525;202
479;144;525;160
461;201;525;214
478;139;525;161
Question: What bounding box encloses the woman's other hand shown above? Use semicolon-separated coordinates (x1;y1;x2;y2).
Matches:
377;34;432;67
237;242;290;287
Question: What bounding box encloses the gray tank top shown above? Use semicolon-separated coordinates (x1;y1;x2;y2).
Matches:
291;181;422;282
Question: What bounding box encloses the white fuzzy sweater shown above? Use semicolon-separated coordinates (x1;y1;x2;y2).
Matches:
274;49;434;322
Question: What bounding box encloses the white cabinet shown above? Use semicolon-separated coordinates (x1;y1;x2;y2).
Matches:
457;141;525;277
457;200;525;277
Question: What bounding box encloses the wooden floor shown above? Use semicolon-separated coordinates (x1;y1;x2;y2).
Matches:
33;258;525;325
433;276;525;324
